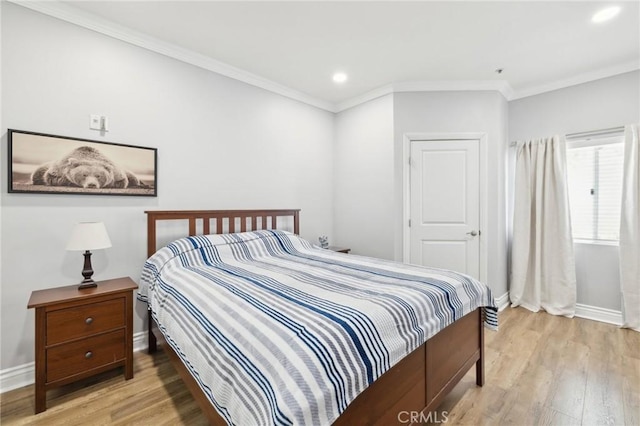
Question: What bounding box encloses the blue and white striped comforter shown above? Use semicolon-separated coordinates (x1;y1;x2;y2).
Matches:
139;230;497;426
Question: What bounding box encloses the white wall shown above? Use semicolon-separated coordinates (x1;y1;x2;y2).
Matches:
392;91;509;299
0;3;334;370
509;71;640;310
509;71;639;141
574;244;622;310
334;91;510;298
0;1;4;372
333;94;394;259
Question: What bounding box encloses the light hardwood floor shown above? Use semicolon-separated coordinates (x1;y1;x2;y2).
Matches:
1;307;639;425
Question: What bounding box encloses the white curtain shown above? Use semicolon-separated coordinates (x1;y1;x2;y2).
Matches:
511;135;577;316
620;124;640;331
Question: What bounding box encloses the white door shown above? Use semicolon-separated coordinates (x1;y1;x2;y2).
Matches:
410;140;480;278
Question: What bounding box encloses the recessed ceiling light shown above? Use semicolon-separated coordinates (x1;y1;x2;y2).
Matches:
333;72;348;83
592;6;621;23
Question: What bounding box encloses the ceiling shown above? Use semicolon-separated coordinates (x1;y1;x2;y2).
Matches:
37;1;640;110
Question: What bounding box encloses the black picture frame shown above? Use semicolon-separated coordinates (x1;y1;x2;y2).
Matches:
8;129;157;196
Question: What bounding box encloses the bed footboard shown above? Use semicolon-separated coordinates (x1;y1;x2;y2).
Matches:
148;309;484;425
333;309;483;425
424;309;484;412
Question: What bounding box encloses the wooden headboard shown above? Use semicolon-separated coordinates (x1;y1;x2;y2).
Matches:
145;209;300;258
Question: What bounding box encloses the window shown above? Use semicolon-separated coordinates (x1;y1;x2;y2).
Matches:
566;135;624;242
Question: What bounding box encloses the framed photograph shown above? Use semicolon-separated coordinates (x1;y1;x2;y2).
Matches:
8;129;157;196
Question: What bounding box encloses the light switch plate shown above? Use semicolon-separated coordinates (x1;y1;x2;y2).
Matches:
90;115;101;130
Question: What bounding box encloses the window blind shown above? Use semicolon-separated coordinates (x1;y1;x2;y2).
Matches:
566;137;624;242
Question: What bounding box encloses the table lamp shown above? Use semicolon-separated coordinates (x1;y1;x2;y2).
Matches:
66;222;112;289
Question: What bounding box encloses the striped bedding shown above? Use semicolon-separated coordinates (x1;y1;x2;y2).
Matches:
139;230;497;426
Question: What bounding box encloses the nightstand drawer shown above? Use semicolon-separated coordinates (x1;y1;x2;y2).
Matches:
46;298;125;345
46;329;125;383
28;277;137;413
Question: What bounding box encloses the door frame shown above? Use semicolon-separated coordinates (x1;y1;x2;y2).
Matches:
402;132;489;284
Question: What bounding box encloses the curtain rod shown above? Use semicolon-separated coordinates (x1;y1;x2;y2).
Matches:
565;125;625;140
509;125;625;146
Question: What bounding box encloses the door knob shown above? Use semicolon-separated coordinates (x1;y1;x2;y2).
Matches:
466;230;478;237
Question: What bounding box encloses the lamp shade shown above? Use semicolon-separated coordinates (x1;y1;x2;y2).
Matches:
66;222;112;251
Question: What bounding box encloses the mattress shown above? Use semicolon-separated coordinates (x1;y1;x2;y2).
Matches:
139;230;497;425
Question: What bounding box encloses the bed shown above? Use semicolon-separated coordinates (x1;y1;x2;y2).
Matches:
139;209;497;425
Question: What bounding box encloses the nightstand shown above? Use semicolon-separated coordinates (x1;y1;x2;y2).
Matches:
27;277;138;414
327;246;351;254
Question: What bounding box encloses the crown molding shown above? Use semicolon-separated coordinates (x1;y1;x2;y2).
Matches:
9;0;337;112
335;84;395;113
510;60;640;100
393;80;514;99
334;80;514;113
7;0;516;114
10;1;638;114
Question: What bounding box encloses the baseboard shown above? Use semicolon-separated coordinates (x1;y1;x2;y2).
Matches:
495;292;510;311
495;291;622;326
133;329;148;353
0;362;35;394
575;303;623;326
0;331;148;394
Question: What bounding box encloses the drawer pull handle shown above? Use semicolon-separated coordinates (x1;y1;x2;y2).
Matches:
85;317;93;325
85;351;93;359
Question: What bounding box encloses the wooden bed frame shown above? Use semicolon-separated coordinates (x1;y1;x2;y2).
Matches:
144;209;484;425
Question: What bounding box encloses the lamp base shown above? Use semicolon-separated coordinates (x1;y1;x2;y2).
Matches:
78;279;97;290
78;250;97;290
